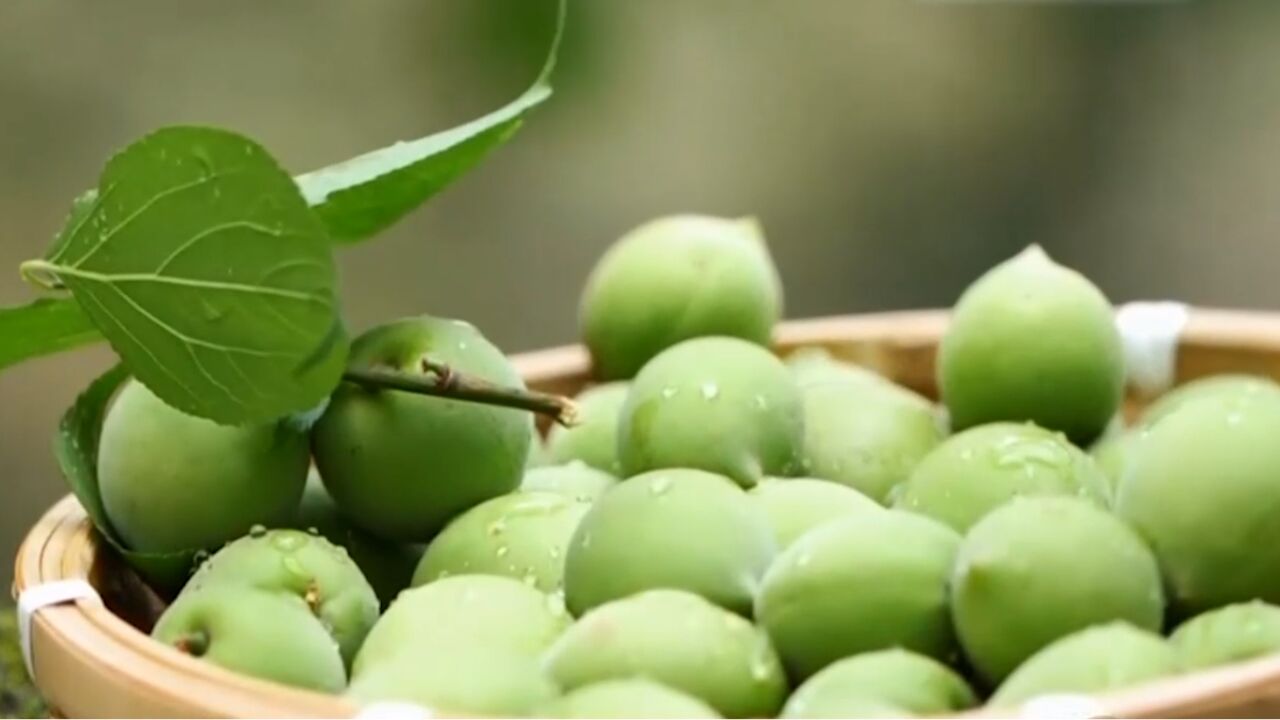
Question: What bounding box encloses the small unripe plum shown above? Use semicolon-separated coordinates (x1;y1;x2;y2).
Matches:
521;462;619;503
748;478;881;549
312;316;533;542
580;214;782;380
1170;601;1280;670
536;679;721;719
618;337;804;487
545;381;629;474
98;379;309;553
939;246;1124;445
781;649;976;719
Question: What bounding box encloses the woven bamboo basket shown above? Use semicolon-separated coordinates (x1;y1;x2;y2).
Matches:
14;308;1280;719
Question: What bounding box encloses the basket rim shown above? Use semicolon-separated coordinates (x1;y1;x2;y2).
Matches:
15;306;1280;719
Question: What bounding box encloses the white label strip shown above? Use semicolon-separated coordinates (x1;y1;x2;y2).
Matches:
17;579;102;679
354;701;436;720
1116;301;1189;397
1020;693;1108;719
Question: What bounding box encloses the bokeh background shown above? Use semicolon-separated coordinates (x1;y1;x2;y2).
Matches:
4;0;1280;590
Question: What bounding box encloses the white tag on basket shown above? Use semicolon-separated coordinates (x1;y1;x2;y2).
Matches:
1116;301;1189;397
16;579;102;680
354;701;435;720
1020;693;1109;719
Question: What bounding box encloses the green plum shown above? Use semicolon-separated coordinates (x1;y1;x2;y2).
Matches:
311;316;533;541
786;348;893;392
294;471;423;609
580;214;783;380
521;462;619;503
617;336;805;487
1142;374;1280;425
780;649;976;719
1089;426;1135;496
1116;389;1280;615
183;528;379;668
348;644;559;716
353;575;569;675
563;469;775;616
544;589;787;718
747;478;881;549
413;491;590;593
97;379;309;553
536;679;721;719
152;586;345;693
894;422;1110;532
801;380;944;504
952;496;1164;684
755;510;960;680
1171;601;1280;670
938;245;1124;445
545;381;630;473
990;622;1179;707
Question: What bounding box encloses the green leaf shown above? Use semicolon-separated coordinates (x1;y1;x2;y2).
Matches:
55;364;194;592
23;126;349;425
0;298;102;370
294;0;566;243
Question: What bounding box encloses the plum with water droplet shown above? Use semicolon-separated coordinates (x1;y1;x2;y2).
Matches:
781;649;976;719
755;510;960;680
952;496;1164;684
580;215;782;380
97;379;309;553
413;491;591;593
535;679;721;719
748;478;881;549
1116;388;1280;615
521;461;619;502
544;589;787;718
990;622;1178;707
152;585;346;693
617;337;804;487
939;246;1124;445
545;381;630;474
894;422;1110;532
353;574;570;675
182;528;379;667
563;469;775;617
311;316;533;541
1170;601;1280;670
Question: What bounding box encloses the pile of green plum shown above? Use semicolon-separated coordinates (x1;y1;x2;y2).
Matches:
99;215;1280;717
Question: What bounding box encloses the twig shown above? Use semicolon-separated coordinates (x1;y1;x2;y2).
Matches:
342;360;579;426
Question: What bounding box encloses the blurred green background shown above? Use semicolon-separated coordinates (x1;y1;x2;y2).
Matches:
4;0;1280;592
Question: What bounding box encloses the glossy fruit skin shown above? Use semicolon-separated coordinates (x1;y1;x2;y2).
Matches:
521;462;619;503
1141;374;1280;425
545;382;630;474
580;214;782;380
952;496;1164;684
1170;601;1280;670
544;589;788;719
352;574;569;676
801;379;944;504
152;586;346;693
894;422;1110;532
617;336;805;487
183;528;379;668
311;316;532;542
990;622;1179;707
536;679;722;719
292;472;423;609
780;649;976;719
563;469;776;617
413;491;590;593
1116;389;1280;615
97;379;309;553
348;644;559;716
748;478;881;549
755;511;960;680
939;246;1124;445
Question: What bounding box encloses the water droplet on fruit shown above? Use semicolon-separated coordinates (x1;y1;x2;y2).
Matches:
547;591;568;617
271;532;306;552
249;525;267;538
487;520;506;537
549;547;561;560
749;640;775;682
496;546;510;558
701;383;720;400
753;394;769;410
306;526;320;536
457;341;468;350
522;573;538;587
282;556;306;579
650;476;672;496
661;387;678;399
